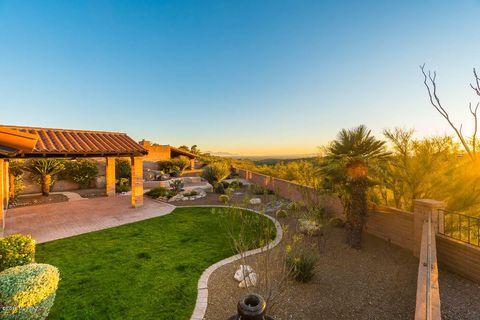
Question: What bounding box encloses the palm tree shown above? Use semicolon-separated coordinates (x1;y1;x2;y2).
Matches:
321;125;390;249
24;159;65;196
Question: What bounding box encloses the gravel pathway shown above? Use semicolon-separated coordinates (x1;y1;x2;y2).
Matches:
439;268;480;319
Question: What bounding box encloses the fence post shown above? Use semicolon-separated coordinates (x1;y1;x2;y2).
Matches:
413;199;446;257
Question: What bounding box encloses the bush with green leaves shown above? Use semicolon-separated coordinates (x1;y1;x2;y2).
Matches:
201;162;230;186
0;263;60;320
214;182;225;194
328;217;345;228
0;234;36;272
115;159;131;180
276;209;288;218
116;178;130;193
286;253;317;282
251;184;274;195
145;187;174;199
60;159;99;188
171;156;191;176
158;160;180;176
229;180;243;189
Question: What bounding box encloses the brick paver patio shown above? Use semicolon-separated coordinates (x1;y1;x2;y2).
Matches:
4;195;175;243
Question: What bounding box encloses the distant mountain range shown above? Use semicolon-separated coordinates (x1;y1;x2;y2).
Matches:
206;151;318;162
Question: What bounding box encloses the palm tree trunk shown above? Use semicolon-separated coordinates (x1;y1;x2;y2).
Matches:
41;174;51;196
347;178;368;249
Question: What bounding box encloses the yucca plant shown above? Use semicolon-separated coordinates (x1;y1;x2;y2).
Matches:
24;159;65;196
200;162;230;186
321;125;390;249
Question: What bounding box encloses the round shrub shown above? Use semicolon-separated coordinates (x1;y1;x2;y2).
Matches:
0;263;60;320
328;217;345;228
276;209;288;218
214;182;225;194
61;159;99;188
145;187;174;199
286;253;317;282
218;194;230;204
0;234;36;272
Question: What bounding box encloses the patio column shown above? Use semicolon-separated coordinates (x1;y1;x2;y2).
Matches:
190;158;195;170
131;156;143;208
413;199;445;257
105;157;116;197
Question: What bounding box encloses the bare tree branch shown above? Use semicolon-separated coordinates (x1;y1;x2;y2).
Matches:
420;64;475;160
471;68;480;96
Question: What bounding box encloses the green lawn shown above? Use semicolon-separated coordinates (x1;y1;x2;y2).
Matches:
36;207;275;320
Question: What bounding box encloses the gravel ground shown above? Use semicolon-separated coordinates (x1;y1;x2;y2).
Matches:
439;268;480;319
204;215;419;320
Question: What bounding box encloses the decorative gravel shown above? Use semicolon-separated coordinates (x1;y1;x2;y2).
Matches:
439;268;480;319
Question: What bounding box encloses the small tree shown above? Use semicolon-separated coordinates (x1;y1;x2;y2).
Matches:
201;162;230;186
115;159;131;180
24;159;65;196
321;125;390;249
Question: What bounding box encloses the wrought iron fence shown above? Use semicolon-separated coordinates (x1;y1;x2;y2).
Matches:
438;209;480;247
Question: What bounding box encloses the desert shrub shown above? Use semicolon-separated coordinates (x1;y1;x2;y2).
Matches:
276;209;288;218
0;234;36;272
145;187;174;199
201;162;230;186
0;263;60;320
287;201;301;211
115;159;131;180
169;179;184;193
229;180;243;189
218;195;230;204
214;182;225;194
252;185;274;195
171;156;191;175
183;190;198;197
115;178;130;193
328;217;345;228
286;253;317;282
61;159;99;188
222;181;230;189
158;160;181;177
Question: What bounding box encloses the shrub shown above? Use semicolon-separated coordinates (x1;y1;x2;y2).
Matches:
24;159;64;196
287;201;301;211
219;194;230;204
169;179;184;193
158;160;180;177
222;181;230;189
229;180;243;189
171;156;191;175
145;187;174;199
201;162;230;186
276;209;288;218
115;159;131;180
252;185;274;195
329;217;345;228
0;234;36;272
214;182;225;194
61;159;99;188
115;178;130;193
286;253;318;282
0;263;60;320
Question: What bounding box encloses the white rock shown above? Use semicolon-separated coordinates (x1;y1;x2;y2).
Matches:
239;272;257;288
249;198;262;205
234;265;254;282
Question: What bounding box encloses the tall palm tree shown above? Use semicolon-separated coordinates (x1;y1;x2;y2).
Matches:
321;125;390;249
24;159;65;196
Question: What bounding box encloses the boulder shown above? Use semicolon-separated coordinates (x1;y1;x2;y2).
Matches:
234;265;254;282
239;273;258;288
249;198;262;205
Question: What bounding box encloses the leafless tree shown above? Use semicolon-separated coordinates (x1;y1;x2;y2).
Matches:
420;64;480;161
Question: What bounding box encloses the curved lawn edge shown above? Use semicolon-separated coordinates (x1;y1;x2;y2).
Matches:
175;205;283;320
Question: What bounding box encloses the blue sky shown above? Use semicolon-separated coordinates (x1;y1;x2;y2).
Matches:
1;1;479;155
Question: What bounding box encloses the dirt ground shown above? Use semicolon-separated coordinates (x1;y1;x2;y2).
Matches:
14;194;68;207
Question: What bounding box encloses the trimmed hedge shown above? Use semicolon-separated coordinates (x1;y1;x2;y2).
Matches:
0;234;36;272
0;263;60;320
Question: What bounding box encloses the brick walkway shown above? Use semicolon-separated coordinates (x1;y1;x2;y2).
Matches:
4;195;175;243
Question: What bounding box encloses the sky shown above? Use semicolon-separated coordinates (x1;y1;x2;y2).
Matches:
0;1;479;156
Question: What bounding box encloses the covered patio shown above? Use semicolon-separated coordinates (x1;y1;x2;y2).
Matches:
0;125;149;236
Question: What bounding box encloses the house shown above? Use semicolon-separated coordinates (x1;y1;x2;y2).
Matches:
138;140;197;171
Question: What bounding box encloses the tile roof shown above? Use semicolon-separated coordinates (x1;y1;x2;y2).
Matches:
0;125;147;157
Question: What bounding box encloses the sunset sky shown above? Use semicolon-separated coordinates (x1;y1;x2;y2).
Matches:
1;1;479;156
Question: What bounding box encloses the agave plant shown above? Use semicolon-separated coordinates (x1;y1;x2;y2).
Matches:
24;159;65;196
321;125;390;249
200;162;230;186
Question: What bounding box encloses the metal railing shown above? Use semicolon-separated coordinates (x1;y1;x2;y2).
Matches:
438;209;480;246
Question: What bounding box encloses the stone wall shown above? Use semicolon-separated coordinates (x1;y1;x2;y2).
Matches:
436;235;480;283
138;140;170;162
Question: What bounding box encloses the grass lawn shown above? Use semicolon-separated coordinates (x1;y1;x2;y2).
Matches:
36;207;275;320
